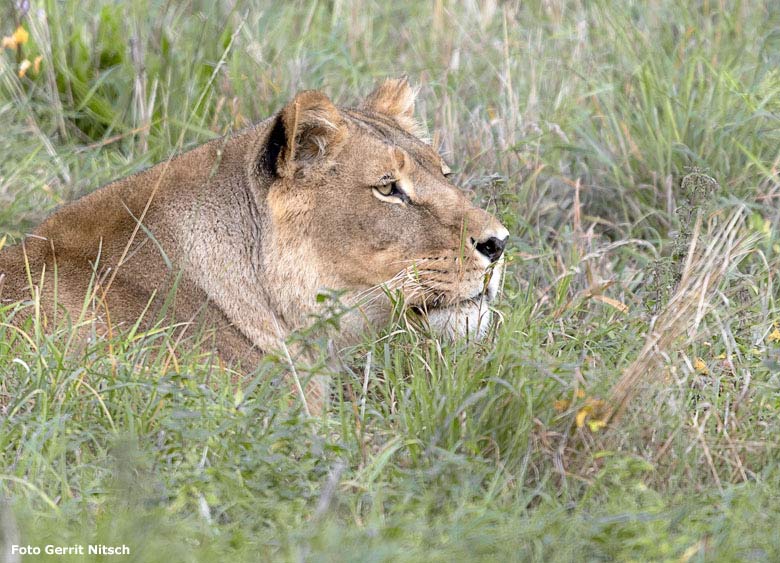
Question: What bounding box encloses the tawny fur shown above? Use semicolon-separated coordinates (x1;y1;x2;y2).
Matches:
0;78;507;412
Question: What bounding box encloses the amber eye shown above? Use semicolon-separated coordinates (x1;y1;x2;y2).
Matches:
377;181;400;197
373;181;410;203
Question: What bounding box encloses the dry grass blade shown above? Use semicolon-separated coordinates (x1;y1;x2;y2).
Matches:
606;207;759;424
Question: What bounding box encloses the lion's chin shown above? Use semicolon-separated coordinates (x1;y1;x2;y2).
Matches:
418;256;504;342
424;298;493;342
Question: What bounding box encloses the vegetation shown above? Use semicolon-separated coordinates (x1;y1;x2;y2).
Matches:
2;0;780;560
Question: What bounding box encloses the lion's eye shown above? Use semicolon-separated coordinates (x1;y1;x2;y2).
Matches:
377;182;400;197
373;181;410;204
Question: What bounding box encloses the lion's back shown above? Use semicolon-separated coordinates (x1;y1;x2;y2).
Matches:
0;244;30;304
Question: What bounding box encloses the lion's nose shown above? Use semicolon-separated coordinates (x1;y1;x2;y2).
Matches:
472;234;508;263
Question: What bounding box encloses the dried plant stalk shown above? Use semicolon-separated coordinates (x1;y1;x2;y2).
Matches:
607;208;758;423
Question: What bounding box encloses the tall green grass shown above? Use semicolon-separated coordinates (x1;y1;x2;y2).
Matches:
2;0;780;560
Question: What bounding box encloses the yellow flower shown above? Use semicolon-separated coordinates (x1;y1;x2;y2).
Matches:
575;408;589;428
553;399;570;412
575;398;607;431
693;357;708;375
2;26;29;50
768;328;780;343
18;59;31;78
555;389;586;413
587;418;607;432
13;26;29;46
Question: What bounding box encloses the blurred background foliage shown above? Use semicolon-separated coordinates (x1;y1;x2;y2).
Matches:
2;1;780;561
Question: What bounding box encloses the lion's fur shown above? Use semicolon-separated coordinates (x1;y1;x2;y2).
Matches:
0;78;507;409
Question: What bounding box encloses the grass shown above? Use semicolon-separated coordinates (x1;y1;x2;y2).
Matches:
2;0;780;560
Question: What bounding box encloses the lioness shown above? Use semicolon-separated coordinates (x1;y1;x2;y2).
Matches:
0;78;508;410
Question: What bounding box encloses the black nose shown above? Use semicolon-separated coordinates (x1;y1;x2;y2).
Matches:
473;235;508;263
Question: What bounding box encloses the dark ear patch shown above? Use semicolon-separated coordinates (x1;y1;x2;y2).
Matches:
257;90;346;179
259;114;287;177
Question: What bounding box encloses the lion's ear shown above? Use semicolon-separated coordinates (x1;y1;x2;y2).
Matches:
265;90;345;178
361;77;425;138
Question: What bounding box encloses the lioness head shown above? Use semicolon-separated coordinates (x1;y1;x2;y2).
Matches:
256;78;508;342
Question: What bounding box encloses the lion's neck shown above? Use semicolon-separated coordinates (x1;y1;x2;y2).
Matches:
164;130;324;352
30;124;327;353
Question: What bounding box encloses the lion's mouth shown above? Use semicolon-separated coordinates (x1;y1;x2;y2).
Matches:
410;285;494;315
415;267;500;313
408;291;495;341
404;259;504;341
